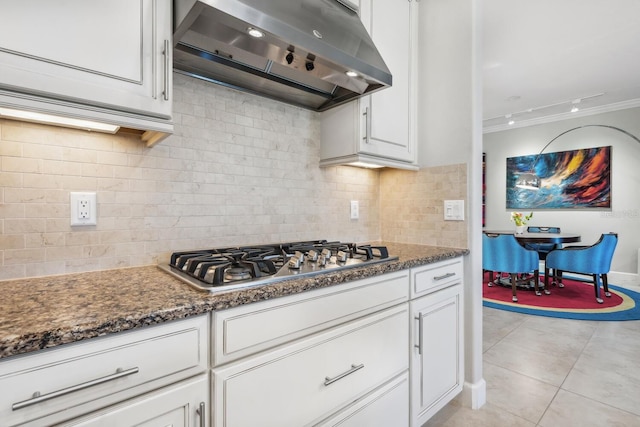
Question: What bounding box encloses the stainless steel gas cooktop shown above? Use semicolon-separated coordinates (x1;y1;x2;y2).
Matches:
159;240;398;293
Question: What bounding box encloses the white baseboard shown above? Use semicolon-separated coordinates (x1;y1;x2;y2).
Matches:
461;378;486;409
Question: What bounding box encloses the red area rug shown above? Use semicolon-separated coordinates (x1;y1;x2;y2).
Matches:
482;271;640;320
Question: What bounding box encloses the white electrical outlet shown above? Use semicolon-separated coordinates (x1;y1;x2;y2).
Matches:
350;200;359;219
70;192;97;226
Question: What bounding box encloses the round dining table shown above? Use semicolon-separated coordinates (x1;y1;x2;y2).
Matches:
483;230;581;245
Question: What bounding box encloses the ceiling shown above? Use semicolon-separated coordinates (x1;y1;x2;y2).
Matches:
483;0;640;132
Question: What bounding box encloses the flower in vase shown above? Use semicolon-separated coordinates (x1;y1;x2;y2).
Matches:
511;211;533;226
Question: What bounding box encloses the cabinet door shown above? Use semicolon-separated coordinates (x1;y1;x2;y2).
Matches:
319;0;417;169
63;375;208;427
410;284;464;427
359;0;415;162
0;0;171;120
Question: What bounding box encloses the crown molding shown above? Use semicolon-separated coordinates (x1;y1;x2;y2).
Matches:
482;98;640;134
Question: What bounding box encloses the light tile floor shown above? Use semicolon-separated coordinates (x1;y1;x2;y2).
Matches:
424;306;640;426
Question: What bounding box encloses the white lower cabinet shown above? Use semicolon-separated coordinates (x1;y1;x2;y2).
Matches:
213;305;408;427
0;315;208;427
63;375;209;427
409;258;464;427
211;272;411;427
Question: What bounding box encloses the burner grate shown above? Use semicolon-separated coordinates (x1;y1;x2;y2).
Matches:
163;240;397;292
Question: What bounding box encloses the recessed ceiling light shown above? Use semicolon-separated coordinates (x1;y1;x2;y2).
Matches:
247;27;264;38
345;70;358;77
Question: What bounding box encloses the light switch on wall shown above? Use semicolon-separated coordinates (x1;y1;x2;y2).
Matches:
444;200;464;221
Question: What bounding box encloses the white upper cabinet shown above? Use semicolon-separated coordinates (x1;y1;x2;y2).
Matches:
0;0;172;144
320;0;418;170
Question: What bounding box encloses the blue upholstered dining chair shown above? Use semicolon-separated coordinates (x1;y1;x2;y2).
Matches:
483;233;543;303
525;226;562;260
544;233;618;304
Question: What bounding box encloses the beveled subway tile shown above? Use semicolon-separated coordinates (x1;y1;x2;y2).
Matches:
484;361;558;424
539;389;640;427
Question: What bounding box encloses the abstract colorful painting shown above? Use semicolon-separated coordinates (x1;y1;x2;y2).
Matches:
506;146;611;209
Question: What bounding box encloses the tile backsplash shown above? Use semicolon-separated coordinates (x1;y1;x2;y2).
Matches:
380;165;467;247
0;73;466;281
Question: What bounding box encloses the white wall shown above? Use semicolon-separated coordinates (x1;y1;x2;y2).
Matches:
419;0;486;410
483;107;640;276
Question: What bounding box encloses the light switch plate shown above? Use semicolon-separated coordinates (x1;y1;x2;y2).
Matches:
70;192;97;226
444;200;464;221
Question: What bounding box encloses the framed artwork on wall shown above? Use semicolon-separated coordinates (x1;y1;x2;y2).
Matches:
506;146;611;209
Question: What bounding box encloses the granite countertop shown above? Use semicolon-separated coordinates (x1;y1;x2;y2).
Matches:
0;243;468;360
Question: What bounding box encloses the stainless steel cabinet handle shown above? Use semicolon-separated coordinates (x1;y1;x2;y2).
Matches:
362;107;370;144
196;401;206;427
434;272;456;281
415;314;423;355
163;39;170;101
324;363;364;386
12;367;139;411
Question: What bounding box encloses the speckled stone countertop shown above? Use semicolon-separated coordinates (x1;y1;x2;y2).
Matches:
0;243;467;360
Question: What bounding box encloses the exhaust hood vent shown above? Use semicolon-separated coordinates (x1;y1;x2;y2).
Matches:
173;0;392;112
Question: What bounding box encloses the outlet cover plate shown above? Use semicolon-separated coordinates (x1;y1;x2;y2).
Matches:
70;192;97;226
350;200;359;219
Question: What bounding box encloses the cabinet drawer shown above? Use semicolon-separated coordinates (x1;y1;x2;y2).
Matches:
411;258;463;298
213;305;409;427
0;315;208;427
316;373;409;427
213;271;409;365
63;375;209;427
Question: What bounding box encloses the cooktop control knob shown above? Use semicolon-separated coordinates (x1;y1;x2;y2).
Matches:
321;248;331;260
336;250;348;263
288;256;302;269
294;251;305;263
317;255;327;266
307;250;319;262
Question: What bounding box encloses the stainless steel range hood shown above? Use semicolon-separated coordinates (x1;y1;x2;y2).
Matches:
173;0;392;112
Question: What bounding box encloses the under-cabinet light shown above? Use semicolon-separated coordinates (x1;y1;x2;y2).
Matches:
0;107;120;134
348;161;384;169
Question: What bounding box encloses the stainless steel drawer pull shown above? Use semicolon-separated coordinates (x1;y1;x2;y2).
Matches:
415;313;424;354
196;401;206;427
362;107;370;143
324;363;364;386
163;39;170;101
12;367;139;410
434;272;456;281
